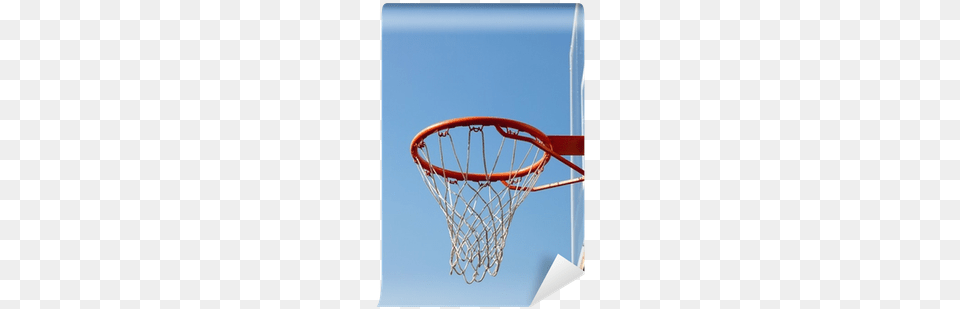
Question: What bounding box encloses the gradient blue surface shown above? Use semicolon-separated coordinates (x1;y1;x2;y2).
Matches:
380;3;584;307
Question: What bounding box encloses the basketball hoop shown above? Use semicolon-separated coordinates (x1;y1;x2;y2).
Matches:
410;116;584;283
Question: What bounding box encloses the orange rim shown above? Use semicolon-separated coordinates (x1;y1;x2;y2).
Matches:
410;116;553;182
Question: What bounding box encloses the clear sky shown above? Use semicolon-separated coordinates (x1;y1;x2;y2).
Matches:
380;3;584;307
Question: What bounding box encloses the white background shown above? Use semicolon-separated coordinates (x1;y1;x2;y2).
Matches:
2;0;959;308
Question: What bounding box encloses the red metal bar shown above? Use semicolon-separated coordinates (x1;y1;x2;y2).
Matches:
502;176;584;192
547;135;584;156
494;126;585;192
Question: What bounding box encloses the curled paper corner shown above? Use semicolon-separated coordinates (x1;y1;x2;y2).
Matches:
530;254;584;306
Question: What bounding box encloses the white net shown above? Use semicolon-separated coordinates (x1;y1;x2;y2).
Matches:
413;124;547;283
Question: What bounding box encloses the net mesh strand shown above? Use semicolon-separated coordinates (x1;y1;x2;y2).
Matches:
414;124;545;284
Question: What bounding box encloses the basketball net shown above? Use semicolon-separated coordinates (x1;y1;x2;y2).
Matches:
413;124;546;283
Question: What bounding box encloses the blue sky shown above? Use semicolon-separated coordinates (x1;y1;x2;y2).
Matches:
380;3;584;307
